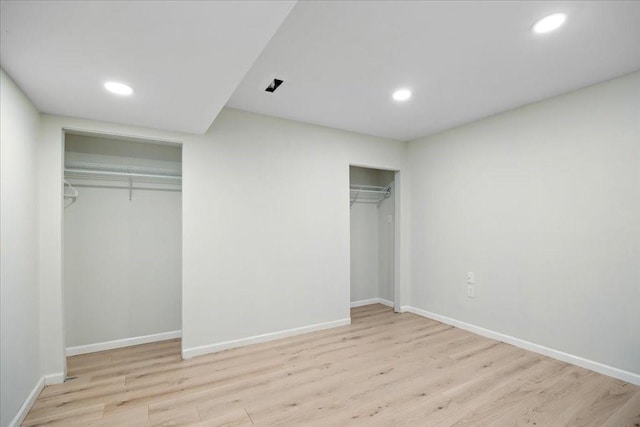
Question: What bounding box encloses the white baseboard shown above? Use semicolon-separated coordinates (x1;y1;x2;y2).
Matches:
182;318;351;360
66;330;182;356
8;376;44;427
401;305;640;386
351;298;394;308
8;371;65;427
44;372;65;385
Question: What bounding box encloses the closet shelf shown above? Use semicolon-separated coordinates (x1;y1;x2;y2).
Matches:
350;184;391;207
64;161;182;200
64;161;181;182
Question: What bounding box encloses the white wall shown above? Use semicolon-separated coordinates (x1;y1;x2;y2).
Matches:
64;139;182;348
350;167;395;303
0;70;41;427
182;109;406;355
37;107;408;370
350;203;380;301
65;133;182;169
408;72;640;374
378;182;395;302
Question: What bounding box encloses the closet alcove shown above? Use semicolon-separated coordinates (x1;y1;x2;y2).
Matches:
63;132;182;356
350;166;395;307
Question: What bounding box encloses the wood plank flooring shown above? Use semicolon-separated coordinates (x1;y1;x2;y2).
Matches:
24;305;640;426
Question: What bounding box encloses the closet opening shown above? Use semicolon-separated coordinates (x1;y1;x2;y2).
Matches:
62;131;182;364
349;165;396;310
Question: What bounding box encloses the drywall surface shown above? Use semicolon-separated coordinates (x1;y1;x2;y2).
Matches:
349;166;395;303
350;202;380;301
63;144;182;347
408;72;640;374
37;107;408;371
65;133;182;167
378;182;395;302
0;69;41;427
182;109;405;352
350;166;394;187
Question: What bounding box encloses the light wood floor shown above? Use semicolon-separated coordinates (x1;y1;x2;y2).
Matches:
24;305;640;426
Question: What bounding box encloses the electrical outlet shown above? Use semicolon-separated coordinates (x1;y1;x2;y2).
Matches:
466;272;475;284
467;285;475;298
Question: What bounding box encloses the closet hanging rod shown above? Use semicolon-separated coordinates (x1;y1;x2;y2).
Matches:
71;183;182;192
351;199;384;204
350;184;388;189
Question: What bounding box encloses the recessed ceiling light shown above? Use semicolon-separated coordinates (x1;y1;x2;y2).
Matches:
104;81;133;96
532;13;567;34
392;88;412;102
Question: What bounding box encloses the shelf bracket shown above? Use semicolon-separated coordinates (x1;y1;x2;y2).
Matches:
350;190;360;207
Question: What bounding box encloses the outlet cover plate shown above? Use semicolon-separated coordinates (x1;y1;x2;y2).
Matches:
467;285;475;298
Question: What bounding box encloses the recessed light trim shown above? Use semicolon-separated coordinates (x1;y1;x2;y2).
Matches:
532;13;567;34
392;88;412;102
104;81;134;96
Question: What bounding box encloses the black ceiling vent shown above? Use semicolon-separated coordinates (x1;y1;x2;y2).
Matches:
265;78;284;93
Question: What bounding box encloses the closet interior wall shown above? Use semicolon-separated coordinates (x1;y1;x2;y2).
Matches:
350;166;394;305
63;134;182;352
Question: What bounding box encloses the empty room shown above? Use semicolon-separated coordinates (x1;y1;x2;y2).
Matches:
1;1;639;426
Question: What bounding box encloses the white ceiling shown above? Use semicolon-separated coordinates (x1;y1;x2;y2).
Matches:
2;1;639;140
228;1;640;141
0;1;295;134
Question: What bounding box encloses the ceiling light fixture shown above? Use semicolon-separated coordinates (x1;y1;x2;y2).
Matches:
532;13;567;34
104;81;134;96
392;88;412;102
